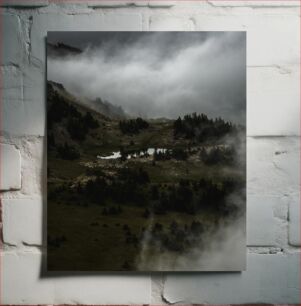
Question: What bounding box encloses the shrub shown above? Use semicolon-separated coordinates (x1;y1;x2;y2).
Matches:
119;117;149;134
57;142;80;160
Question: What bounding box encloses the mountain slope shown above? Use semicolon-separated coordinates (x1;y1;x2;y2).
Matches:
47;81;112;157
88;97;127;119
48;80;127;120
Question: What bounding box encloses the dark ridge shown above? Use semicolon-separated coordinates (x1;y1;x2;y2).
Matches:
48;80;65;91
47;42;83;57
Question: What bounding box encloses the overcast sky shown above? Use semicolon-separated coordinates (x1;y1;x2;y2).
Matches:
47;31;246;124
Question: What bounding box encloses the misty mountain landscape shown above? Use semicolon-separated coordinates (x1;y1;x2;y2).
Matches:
47;32;246;271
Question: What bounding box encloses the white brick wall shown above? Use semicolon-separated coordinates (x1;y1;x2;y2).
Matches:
163;253;300;304
3;251;151;304
2;198;44;246
0;143;21;191
1;0;300;304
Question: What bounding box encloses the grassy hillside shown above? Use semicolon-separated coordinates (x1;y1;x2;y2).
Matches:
47;81;246;271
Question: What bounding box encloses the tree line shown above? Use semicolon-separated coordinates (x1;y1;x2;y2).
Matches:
119;117;149;134
149;178;241;216
49;165;243;218
173;113;236;142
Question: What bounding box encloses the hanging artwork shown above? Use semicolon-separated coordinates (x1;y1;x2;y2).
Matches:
47;31;246;271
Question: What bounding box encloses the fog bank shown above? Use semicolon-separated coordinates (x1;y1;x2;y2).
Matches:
47;32;246;124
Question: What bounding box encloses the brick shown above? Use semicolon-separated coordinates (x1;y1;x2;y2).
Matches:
193;10;299;67
2;13;25;66
2;198;43;246
248;66;299;136
0;0;48;6
38;3;93;14
19;137;45;196
87;1;146;7
272;138;300;190
247;137;299;197
149;15;194;31
1;65;23;102
246;195;288;248
207;0;300;7
148;1;175;8
22;65;46;136
288;194;300;246
0;143;21;191
163;253;299;304
1;66;23;135
87;1;135;7
247;196;276;246
2;65;46;136
84;0;174;7
3;252;54;304
2;251;151;304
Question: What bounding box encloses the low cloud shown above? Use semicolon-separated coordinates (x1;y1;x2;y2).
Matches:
47;32;246;124
136;206;246;271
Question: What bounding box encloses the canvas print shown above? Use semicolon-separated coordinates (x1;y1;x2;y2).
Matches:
47;31;246;271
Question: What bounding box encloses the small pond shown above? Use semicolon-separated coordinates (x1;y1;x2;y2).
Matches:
97;148;167;160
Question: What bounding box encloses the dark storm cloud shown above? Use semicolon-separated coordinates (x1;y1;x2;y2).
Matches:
47;31;246;124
